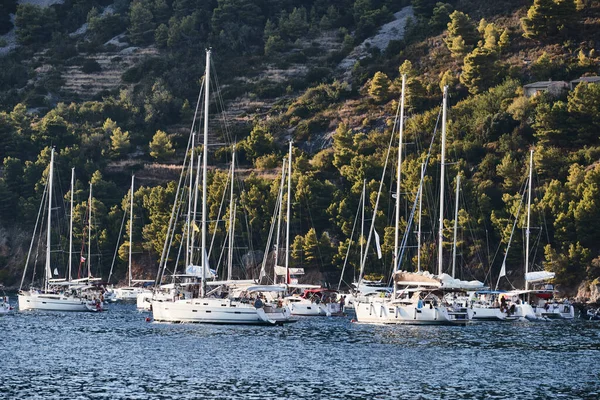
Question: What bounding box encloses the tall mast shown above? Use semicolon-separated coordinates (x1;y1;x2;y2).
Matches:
525;149;534;290
190;155;201;270
88;182;92;279
45;148;55;292
285;141;292;288
393;74;406;274
359;179;366;283
128;175;134;287
417;162;424;273
274;158;286;284
227;146;236;281
438;86;448;276
200;49;210;298
186;132;195;268
451;174;460;278
68;167;74;282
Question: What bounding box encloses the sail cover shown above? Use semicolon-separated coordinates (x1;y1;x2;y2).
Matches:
525;271;555;283
185;265;217;278
274;266;304;276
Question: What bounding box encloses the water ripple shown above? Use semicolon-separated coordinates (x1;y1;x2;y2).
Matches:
1;301;599;399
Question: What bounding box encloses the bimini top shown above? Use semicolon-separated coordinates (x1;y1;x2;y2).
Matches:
246;285;287;293
525;271;555;283
474;290;507;295
394;271;485;290
303;288;338;293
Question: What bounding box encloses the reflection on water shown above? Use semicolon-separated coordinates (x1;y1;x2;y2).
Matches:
1;299;599;399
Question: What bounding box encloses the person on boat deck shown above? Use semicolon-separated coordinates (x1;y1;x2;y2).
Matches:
254;296;263;309
339;295;345;310
500;296;507;312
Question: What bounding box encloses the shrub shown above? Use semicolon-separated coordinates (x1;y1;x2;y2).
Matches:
81;59;102;73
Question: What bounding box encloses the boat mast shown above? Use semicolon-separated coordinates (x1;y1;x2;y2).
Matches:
359;179;365;283
525;149;533;290
68;167;74;282
200;49;210;298
128;175;134;287
417;162;424;272
45;148;55;292
438;86;448;276
392;75;406;300
186;132;195;268
451;174;460;278
190;154;201;271
285;141;292;288
88;182;92;279
227;146;236;281
393;74;406;275
274;158;286;284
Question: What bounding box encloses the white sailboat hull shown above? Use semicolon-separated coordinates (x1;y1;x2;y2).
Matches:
137;291;175;310
263;304;294;323
533;304;575;319
114;287;151;301
18;291;103;312
355;300;469;325
287;301;329;316
513;303;536;320
471;306;520;321
151;298;277;324
284;297;343;316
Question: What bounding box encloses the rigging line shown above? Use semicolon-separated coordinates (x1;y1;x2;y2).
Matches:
207;171;230;263
216;226;228;279
107;205;128;284
239;182;255;270
301;188;326;271
358;99;404;286
32;194;50;287
260;186;282;284
259;162;286;284
458;184;487;280
337;183;363;291
173;221;185;278
484;177;528;286
20;179;49;290
533;167;552;247
156;78;205;285
92;200;104;278
211;59;234;145
164;183;187;278
485;176;529;285
494;180;526;290
530;225;543;272
388;106;442;287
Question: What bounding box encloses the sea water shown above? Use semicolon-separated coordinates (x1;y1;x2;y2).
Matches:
1;300;599;399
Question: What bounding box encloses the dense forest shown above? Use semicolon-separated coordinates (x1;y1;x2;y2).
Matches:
0;0;599;298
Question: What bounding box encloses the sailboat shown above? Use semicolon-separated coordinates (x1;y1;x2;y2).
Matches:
18;149;104;312
112;176;153;301
498;150;574;320
260;142;341;317
354;83;479;325
151;50;278;325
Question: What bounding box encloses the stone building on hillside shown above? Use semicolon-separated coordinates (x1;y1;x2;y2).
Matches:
570;76;600;90
523;80;569;97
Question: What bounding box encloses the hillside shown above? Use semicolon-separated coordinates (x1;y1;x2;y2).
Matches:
0;0;600;300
